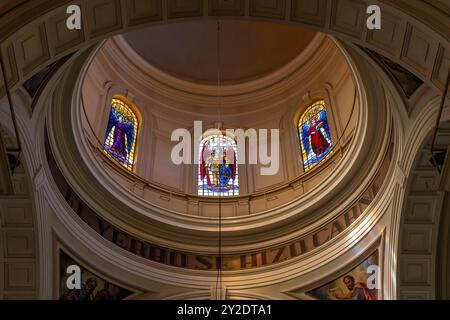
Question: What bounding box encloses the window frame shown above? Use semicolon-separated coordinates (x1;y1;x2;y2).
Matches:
297;99;334;172
197;133;239;197
103;96;140;172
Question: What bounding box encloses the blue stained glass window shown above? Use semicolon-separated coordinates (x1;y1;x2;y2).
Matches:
198;135;239;197
298;100;333;171
104;98;139;172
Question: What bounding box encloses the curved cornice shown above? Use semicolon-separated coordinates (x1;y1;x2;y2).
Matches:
94;34;342;116
1;0;448;110
111;32;327;95
1;0;447;298
79;34;358;203
42;39;394;262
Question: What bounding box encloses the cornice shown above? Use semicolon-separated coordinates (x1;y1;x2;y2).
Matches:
0;0;447;296
111;32;328;95
94;34;344;116
40;39;395;260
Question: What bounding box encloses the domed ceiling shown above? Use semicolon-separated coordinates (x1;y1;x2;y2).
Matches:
122;20;317;84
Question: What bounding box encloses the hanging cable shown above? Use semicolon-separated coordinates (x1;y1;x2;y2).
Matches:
214;20;223;300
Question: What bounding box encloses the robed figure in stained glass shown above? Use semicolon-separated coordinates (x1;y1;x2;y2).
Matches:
198;135;238;196
299;100;333;170
106;113;134;159
104;98;138;171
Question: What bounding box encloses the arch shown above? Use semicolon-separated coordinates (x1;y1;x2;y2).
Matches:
395;124;450;299
298;99;333;171
0;112;40;299
103;96;140;172
2;0;447;300
30;17;397;298
0;0;447;118
198;134;239;197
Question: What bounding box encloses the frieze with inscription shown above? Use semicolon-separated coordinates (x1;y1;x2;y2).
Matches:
46;133;392;271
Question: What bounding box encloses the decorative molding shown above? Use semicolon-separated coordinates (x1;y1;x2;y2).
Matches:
40;42;394;269
86;0;124;38
1;0;447;299
291;0;328;28
400;23;439;77
209;0;245;17
0;0;448;106
0;134;13;195
0;125;39;299
250;0;286;20
330;0;366;39
167;0;203;19
126;0;163;27
44;127;393;270
396;124;450;299
47;4;86;55
365;10;406;56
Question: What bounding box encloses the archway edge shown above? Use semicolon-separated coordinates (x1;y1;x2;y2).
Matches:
0;0;448;101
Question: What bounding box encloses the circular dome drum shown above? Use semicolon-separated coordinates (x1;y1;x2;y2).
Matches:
44;20;394;282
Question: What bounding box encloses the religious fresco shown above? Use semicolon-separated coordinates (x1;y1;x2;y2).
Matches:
365;49;423;98
306;250;380;300
59;250;133;300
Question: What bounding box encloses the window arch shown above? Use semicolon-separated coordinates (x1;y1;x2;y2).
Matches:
104;97;139;172
298;99;333;171
198;134;239;196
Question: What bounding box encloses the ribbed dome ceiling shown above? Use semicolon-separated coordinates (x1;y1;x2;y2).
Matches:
123;20;317;84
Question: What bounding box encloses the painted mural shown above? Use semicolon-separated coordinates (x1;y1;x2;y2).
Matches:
365;49;423;98
59;250;133;300
306;250;380;300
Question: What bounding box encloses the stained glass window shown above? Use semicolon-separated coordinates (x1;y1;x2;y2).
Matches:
298;100;333;172
104;98;139;172
198;134;239;196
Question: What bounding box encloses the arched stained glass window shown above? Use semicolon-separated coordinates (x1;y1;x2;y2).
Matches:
198;135;239;196
104;97;139;172
298;100;333;172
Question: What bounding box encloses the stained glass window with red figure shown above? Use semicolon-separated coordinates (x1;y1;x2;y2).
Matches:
298;100;333;171
198;135;238;197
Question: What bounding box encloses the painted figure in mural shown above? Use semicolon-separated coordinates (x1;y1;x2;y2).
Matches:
330;275;376;300
78;277;98;301
306;250;379;300
301;109;331;161
200;145;236;192
205;149;220;186
105;111;135;163
61;277;98;300
219;151;233;188
61;288;78;300
60;251;133;300
94;282;114;300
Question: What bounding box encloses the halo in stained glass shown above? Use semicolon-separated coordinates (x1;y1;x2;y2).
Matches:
298;100;333;171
